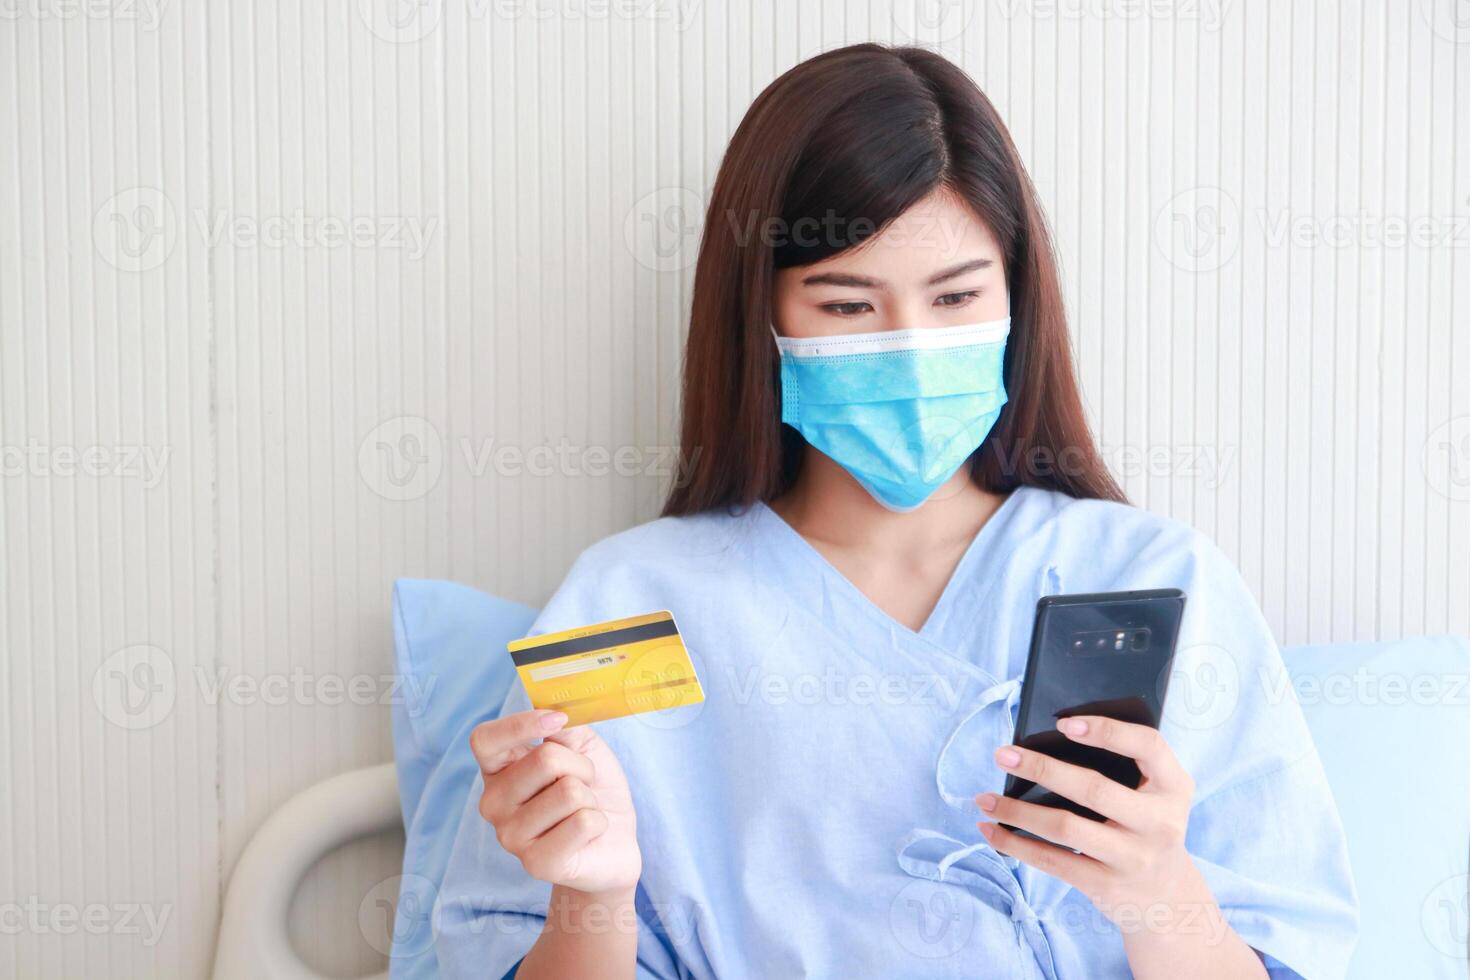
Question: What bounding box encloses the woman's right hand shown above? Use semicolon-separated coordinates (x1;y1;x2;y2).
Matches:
470;709;642;896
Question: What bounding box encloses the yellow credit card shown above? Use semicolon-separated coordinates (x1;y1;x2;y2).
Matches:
507;610;705;727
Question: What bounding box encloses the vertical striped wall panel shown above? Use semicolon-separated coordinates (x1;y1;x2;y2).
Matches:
1;2;217;977
1;1;1466;975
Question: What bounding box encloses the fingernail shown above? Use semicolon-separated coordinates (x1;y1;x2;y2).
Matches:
976;793;997;812
540;711;569;731
1058;718;1088;736
977;822;995;839
995;747;1021;768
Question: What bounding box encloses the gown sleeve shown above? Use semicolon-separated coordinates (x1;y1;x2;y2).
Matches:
432;550;688;980
1165;534;1359;978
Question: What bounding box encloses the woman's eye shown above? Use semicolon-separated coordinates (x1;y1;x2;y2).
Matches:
820;301;873;317
935;290;979;308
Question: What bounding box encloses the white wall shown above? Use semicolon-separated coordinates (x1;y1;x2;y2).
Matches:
1;1;1466;976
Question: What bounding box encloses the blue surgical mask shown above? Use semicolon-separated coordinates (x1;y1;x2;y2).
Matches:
774;318;1010;511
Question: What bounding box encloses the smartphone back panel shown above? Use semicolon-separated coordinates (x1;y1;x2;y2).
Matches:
1003;589;1186;821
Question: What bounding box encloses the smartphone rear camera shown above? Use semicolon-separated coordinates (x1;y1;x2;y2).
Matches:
1069;627;1154;656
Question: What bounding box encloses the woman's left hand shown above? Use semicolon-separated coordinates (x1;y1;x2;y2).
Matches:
975;715;1204;926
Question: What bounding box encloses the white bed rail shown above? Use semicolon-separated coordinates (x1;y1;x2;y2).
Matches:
213;762;402;980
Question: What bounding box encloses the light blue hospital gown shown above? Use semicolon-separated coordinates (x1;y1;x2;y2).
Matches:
436;487;1358;979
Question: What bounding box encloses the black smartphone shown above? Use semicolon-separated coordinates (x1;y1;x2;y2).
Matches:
1002;589;1186;830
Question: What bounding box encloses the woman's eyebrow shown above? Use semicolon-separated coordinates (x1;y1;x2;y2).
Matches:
800;258;993;290
927;258;993;285
801;271;884;289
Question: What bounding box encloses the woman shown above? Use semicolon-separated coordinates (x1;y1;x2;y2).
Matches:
439;44;1356;979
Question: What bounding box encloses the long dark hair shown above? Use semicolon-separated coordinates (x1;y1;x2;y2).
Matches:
663;43;1123;516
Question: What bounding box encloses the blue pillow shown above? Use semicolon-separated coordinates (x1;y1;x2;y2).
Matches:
1282;634;1470;979
390;579;538;979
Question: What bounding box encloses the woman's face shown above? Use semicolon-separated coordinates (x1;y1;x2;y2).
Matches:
772;188;1009;339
